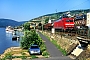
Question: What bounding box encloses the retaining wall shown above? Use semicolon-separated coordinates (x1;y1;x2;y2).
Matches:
41;31;79;54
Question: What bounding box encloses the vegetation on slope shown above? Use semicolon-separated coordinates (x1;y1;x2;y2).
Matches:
30;9;90;23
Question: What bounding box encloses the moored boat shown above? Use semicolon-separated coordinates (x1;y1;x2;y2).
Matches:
12;35;20;40
6;26;14;33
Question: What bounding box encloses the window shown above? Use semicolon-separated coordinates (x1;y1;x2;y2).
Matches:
66;20;73;22
31;46;39;49
55;17;62;22
59;17;62;19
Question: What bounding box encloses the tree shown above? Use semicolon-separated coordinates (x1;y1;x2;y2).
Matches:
45;17;49;24
23;22;30;31
20;30;42;49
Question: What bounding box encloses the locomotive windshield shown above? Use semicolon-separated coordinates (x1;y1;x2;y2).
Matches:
66;20;73;22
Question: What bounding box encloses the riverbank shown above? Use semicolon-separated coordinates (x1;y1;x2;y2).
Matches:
0;47;44;60
0;30;49;59
0;47;22;59
1;30;90;60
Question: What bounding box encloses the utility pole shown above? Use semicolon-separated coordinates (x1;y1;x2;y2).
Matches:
41;17;45;32
56;9;58;19
34;22;36;30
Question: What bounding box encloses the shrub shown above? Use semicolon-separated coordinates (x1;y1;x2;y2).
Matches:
40;43;46;52
20;30;42;49
42;51;49;58
23;22;30;31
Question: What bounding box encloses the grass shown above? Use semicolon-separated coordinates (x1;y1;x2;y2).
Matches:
1;52;28;60
1;52;13;60
11;51;21;54
31;55;38;59
1;49;30;60
12;56;27;59
51;39;67;56
42;32;67;56
21;52;26;55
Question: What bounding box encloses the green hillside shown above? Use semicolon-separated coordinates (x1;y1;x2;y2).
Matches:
30;9;90;24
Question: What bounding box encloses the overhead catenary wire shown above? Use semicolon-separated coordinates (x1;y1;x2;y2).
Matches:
55;0;89;18
55;0;70;18
60;0;70;11
60;0;89;13
71;0;89;10
55;0;70;12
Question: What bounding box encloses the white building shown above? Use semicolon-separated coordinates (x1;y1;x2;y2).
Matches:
86;13;90;28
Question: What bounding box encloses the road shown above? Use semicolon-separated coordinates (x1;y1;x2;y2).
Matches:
35;32;71;60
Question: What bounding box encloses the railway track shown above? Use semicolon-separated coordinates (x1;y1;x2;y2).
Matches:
44;29;90;42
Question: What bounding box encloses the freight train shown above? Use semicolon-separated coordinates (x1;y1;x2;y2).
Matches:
43;23;53;30
43;12;90;36
43;13;75;31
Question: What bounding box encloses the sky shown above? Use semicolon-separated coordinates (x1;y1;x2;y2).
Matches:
0;0;90;21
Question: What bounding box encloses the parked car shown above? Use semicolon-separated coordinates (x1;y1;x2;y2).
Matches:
29;45;41;55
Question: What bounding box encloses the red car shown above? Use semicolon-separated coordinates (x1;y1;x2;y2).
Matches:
53;17;74;30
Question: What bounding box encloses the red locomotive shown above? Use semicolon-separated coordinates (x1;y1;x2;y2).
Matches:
53;14;74;30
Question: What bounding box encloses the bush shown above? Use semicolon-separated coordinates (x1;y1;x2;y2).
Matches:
42;51;49;58
20;30;42;49
40;43;46;52
23;22;30;31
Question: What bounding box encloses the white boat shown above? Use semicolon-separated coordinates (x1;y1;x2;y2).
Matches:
6;26;14;33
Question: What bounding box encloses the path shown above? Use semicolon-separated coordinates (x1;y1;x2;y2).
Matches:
36;32;71;60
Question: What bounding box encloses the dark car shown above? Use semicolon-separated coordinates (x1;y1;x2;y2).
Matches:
29;45;41;55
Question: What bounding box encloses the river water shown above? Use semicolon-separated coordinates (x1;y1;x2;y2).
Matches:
0;28;21;54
